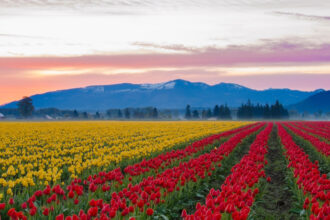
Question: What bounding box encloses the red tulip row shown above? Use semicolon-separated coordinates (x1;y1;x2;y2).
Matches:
183;123;273;220
56;123;265;219
283;122;330;156
84;123;258;193
291;122;330;141
0;123;260;219
277;123;330;220
303;121;330;133
123;123;257;177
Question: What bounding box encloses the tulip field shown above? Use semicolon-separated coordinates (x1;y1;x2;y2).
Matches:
0;121;329;219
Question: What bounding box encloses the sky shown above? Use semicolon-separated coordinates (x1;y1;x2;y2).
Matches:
1;0;330;104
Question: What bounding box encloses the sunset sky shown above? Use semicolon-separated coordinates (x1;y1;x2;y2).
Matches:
1;0;330;104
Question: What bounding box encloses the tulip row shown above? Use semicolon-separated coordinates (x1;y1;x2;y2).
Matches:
277;123;330;219
183;123;273;220
291;122;330;141
1;121;249;193
54;123;265;219
283;122;330;156
123;123;257;177
0;123;258;219
303;121;330;134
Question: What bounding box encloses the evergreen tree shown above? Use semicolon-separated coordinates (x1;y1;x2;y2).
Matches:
238;100;288;119
213;105;220;118
206;109;212;118
201;110;207;119
95;111;100;119
118;109;123;118
124;108;130;119
73;110;79;118
152;108;158;118
82;112;88;119
106;110;112;118
17;96;34;118
223;104;231;119
192;110;199;118
185;105;191;119
263;104;271;119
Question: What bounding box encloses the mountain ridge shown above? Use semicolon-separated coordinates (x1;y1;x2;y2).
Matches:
288;91;330;113
1;79;326;110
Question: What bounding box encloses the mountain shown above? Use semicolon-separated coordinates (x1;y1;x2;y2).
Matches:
288;91;330;113
1;79;324;110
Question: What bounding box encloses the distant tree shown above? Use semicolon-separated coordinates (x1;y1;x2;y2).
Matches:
206;109;212;118
133;109;143;119
106;110;112;118
270;100;288;119
221;104;231;119
152;108;158;118
238;100;288;119
82;112;88;119
237;100;253;119
192;110;199;118
124;108;130;119
201;110;207;119
73;110;79;118
95;111;100;119
118;109;123;118
263;104;271;119
17;96;34;118
185;105;191;119
213;105;220;118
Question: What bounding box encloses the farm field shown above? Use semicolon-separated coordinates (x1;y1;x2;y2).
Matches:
0;121;329;219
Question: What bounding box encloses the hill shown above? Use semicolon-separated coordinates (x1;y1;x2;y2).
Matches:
1;79;324;110
288;91;330;113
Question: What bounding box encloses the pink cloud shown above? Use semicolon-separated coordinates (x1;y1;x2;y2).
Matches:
1;41;330;71
1;41;329;104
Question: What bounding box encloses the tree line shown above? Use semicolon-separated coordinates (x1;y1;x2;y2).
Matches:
1;96;290;120
237;100;289;119
185;104;231;119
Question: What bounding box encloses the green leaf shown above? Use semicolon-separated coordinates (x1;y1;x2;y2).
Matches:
299;209;306;216
290;209;302;214
160;214;169;220
195;193;205;198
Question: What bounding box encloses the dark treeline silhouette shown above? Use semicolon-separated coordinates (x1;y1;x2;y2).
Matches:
0;96;294;120
106;107;160;119
237;100;289;119
185;104;231;119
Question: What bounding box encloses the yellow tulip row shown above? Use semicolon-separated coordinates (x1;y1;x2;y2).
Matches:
0;121;250;196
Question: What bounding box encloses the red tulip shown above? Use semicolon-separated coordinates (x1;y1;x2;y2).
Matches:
146;208;154;216
56;214;64;220
0;203;6;210
43;208;49;216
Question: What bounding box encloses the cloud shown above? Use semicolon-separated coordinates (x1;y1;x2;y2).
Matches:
132;42;198;53
1;41;330;71
0;33;53;39
274;11;330;22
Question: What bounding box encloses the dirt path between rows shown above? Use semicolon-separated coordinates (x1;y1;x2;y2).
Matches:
249;126;300;220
